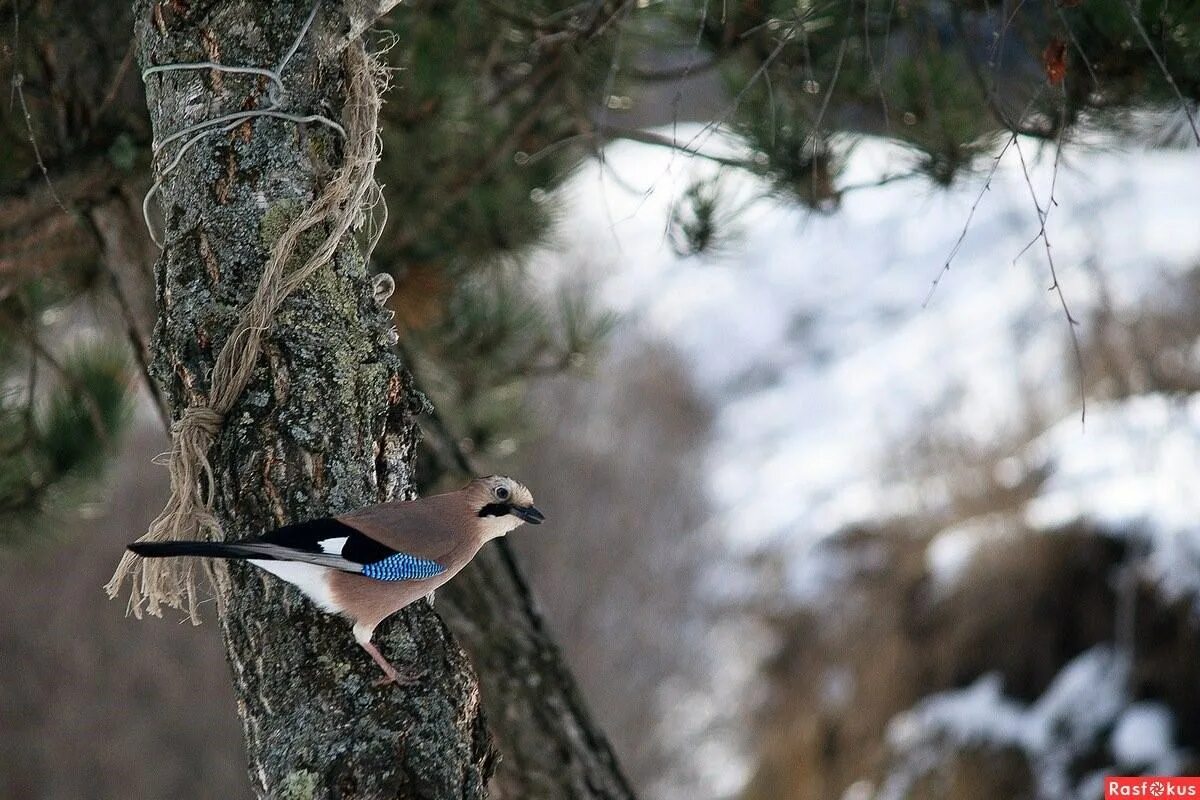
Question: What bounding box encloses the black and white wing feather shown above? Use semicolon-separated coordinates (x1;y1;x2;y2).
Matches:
259;518;446;581
128;518;446;582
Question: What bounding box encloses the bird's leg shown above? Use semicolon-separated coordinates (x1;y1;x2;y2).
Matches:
359;640;422;686
353;623;422;686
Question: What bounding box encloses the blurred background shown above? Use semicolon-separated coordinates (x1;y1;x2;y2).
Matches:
2;0;1199;798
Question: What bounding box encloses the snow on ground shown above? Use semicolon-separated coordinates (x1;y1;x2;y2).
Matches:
1025;393;1200;603
536;125;1200;598
881;646;1185;800
532;127;1200;797
924;513;1018;596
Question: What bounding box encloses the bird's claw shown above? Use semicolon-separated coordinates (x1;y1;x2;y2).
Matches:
374;668;425;687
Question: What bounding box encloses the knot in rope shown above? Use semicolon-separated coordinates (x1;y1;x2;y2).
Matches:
175;405;225;437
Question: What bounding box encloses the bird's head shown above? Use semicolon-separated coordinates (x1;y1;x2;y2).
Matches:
469;475;544;537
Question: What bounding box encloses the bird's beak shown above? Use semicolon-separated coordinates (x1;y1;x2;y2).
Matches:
511;505;545;525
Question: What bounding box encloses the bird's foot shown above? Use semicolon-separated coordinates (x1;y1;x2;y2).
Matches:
359;638;424;687
373;666;425;687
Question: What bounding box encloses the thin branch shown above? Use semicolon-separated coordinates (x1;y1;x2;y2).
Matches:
675;15;802;157
592;125;757;169
864;0;891;131
0;310;40;458
11;76;69;214
477;0;549;31
990;0;1029;68
486;57;560;109
592;0;637;248
93;37;137;125
811;16;851;137
949;5;1052;138
596;9;806;234
108;274;168;430
391;68;567;253
1119;0;1200;145
923;132;1018;308
807;16;851;200
80;203;171;432
1012;135;1087;423
660;1;713;250
1051;2;1101;90
625;56;720;82
836;168;923;196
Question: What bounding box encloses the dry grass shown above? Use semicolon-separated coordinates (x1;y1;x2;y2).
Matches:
1081;261;1200;399
739;262;1200;799
742;524;1162;800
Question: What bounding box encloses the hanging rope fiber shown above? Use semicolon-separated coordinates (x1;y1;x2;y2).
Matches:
106;11;388;624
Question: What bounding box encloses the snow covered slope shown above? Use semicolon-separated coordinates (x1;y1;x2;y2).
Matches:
535;128;1200;601
1027;393;1200;602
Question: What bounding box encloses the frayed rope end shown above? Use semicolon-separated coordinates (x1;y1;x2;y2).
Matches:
104;406;225;624
105;502;226;626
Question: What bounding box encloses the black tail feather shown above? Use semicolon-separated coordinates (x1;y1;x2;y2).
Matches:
127;541;271;560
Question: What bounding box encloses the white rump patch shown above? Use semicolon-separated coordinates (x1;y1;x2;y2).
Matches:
249;560;341;613
318;536;349;555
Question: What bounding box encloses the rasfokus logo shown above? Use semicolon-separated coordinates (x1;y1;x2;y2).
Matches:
1106;777;1200;798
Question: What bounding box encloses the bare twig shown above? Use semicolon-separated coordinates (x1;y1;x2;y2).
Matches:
864;0;891;130
593;125;756;169
989;0;1029;68
391;69;567;253
9;9;69;216
923;132;1018;308
626;56;720;82
1051;2;1101;90
675;15;802;158
477;0;549;30
592;0;637;247
1119;0;1200;145
1012;135;1087;423
811;17;851;138
659;1;714;249
949;5;1051;138
80;205;171;432
836;169;924;196
93;37;137;124
109;275;168;430
0;308;40;458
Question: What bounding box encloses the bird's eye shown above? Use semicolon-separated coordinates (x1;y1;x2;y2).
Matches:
495;486;511;500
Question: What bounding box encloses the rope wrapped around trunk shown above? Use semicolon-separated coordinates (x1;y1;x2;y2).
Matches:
106;36;386;624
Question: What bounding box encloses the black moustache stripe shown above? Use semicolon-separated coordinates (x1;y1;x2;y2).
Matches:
478;502;511;518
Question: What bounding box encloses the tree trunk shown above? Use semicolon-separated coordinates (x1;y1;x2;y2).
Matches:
138;1;635;797
140;1;492;795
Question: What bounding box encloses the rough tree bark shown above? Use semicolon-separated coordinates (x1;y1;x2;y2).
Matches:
138;1;635;797
140;1;491;795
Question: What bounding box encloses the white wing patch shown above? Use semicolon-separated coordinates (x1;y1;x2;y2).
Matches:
318;536;349;555
249;559;342;614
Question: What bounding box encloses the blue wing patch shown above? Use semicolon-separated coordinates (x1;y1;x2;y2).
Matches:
361;552;446;582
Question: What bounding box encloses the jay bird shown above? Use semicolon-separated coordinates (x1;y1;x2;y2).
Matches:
127;475;543;684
